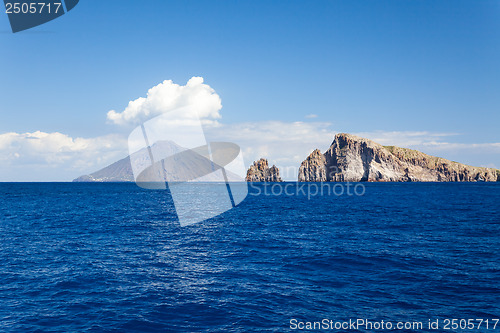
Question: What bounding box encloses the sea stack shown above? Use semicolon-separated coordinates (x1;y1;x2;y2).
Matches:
298;133;500;182
246;158;283;182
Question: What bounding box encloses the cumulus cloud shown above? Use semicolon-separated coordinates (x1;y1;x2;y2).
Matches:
107;77;222;126
0;77;221;181
305;114;318;119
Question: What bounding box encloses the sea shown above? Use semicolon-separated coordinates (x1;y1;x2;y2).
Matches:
0;182;499;332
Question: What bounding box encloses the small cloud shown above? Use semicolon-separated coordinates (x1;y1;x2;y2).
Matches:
354;130;458;147
305;114;318;119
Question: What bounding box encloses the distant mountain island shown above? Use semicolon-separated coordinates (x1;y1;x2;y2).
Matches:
74;140;180;182
73;140;242;182
75;134;500;183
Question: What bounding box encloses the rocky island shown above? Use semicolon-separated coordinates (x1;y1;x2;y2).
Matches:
299;133;500;182
74;134;499;183
245;158;283;182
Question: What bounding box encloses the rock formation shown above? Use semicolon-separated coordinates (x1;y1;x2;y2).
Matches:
246;158;283;182
299;133;500;182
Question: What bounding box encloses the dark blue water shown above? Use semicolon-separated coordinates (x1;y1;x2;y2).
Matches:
0;183;499;332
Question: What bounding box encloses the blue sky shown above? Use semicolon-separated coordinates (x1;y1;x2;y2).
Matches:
1;1;500;181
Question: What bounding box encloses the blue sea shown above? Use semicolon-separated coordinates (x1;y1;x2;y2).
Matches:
0;183;499;332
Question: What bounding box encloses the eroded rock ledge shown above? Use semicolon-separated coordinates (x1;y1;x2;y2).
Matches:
299;133;500;182
246;158;283;182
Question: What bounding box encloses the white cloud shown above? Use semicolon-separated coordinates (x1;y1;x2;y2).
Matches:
107;77;222;126
205;121;336;180
354;130;500;169
421;141;500;150
305;114;318;119
0;78;223;181
2;125;499;181
2;77;499;181
0;131;127;180
354;130;458;147
355;130;500;154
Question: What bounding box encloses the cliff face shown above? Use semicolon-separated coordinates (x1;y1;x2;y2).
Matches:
297;149;327;182
299;133;500;182
246;158;283;182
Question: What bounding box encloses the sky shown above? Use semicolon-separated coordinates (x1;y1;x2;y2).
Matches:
1;0;500;181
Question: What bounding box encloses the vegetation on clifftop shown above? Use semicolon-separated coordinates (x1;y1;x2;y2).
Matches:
383;145;496;172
